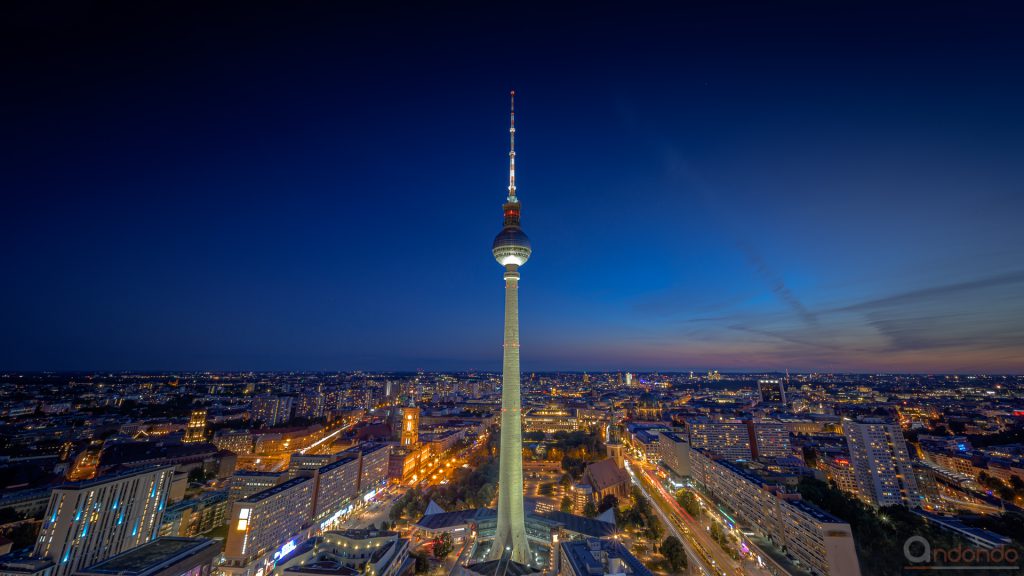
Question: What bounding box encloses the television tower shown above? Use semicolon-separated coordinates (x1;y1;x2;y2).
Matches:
490;90;532;564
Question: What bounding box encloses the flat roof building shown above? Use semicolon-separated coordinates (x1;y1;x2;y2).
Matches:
74;537;220;576
690;448;861;576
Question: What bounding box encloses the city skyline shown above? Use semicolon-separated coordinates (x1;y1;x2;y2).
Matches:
4;3;1024;374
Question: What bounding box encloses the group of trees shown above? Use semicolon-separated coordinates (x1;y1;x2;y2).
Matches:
0;507;37;549
675;490;699;517
581;494;619;518
521;430;607;481
388;487;429;524
619;486;664;541
798;477;968;576
432;531;454;559
659;536;688;573
978;471;1024;503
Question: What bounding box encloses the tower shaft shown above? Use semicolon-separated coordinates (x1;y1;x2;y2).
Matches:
491;265;531;564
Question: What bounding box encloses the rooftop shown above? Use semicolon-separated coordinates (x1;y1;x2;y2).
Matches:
787;499;845;524
560;539;653;576
537;511;616;538
239;476;311;503
54;464;174;490
78;538;219;576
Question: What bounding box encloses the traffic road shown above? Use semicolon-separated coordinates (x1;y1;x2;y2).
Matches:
627;456;771;576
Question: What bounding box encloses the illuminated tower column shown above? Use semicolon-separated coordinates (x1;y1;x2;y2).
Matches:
490;91;532;565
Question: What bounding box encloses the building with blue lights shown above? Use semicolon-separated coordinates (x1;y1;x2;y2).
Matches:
33;465;174;576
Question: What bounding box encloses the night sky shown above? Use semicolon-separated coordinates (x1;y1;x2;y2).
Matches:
3;2;1023;373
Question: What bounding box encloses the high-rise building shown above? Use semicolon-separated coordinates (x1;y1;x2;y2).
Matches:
213;430;255;456
159;491;228;537
747;419;792;459
400;407;419;446
251;396;293;428
842;417;920;508
34;466;174;576
287;454;338;480
227;471;283;504
684;416;752;460
311;455;361;529
657;432;690;477
294;394;324;420
821;455;859;496
223;477;314;576
489;91;532;565
758;378;787;405
345;442;389;499
184;409;207;444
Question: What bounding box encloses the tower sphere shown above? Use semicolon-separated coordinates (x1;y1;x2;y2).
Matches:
493;226;531;267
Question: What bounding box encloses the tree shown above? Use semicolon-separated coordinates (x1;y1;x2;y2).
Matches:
597;494;618;514
632;541;647;557
659;536;688;573
539;483;554;496
675;490;699;517
798;476;969;576
583;501;598;517
560;496;573;513
433;532;454;559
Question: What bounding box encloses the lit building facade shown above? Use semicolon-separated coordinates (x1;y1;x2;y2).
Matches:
758;379;787;405
748;419;792;459
524;404;579;434
400;407;419;447
251;396;293;428
345;443;389;498
690;449;861;576
184;409;207;444
685;417;752;460
228;471;283;505
159;491;228;537
657;432;691;477
214;431;255;456
312;455;361;528
223;477;315;576
34;466;174;576
842;417;920;508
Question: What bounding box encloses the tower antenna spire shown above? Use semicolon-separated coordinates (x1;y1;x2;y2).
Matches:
508;89;516;202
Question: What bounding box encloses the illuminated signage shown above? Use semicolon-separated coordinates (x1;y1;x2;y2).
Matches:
273;539;297;561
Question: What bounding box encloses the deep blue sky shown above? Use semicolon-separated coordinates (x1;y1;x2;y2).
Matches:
3;2;1023;373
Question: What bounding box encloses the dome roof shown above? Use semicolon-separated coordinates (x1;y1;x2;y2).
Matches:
492;226;531;252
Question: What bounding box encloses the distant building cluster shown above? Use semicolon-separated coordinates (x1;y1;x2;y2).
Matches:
0;371;1021;576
